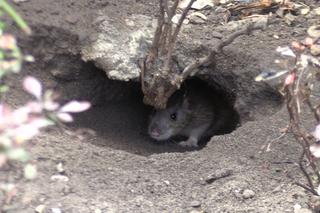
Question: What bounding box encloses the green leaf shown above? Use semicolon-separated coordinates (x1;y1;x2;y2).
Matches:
0;51;4;59
0;85;9;93
24;164;37;179
7;148;29;162
0;21;5;30
0;0;31;35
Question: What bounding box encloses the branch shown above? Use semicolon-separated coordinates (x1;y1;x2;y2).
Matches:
179;19;269;81
147;0;165;64
295;182;318;196
159;0;179;55
297;149;317;195
164;0;196;71
172;0;196;43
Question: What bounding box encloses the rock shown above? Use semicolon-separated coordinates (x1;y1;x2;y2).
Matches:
81;14;156;81
205;169;233;184
284;13;296;26
314;7;320;15
65;15;79;24
172;14;190;25
242;189;255;199
51;208;62;213
190;210;205;213
35;205;46;213
190;200;201;208
178;0;214;10
189;12;207;24
300;7;310;15
294;209;312;213
94;209;102;213
308;25;320;39
311;45;320;56
189;15;206;24
50;174;69;182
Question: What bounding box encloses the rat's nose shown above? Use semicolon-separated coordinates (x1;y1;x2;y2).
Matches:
150;127;161;138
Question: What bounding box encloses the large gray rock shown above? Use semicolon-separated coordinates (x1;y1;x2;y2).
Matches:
81;14;157;81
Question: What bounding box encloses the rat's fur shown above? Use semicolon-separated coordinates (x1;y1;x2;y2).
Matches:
148;78;239;147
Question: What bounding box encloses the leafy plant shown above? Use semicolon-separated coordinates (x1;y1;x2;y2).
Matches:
256;25;320;196
0;0;91;207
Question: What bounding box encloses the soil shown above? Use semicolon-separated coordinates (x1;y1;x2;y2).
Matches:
1;0;320;212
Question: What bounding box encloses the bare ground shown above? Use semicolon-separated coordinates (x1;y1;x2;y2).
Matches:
1;0;320;212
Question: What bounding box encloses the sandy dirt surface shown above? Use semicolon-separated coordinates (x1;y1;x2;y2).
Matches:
1;0;320;212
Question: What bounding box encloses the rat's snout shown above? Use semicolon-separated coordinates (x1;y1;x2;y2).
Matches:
149;125;162;139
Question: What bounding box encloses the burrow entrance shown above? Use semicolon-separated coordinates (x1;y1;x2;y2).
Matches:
45;56;241;155
43;54;281;155
19;26;283;156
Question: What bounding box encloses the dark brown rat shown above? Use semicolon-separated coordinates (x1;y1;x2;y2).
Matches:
148;78;239;147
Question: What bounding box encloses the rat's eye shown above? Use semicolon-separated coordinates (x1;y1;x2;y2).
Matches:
170;113;177;120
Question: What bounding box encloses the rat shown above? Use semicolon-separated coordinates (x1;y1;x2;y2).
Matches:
148;78;239;147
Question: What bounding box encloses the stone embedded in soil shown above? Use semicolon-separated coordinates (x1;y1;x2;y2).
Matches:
189;15;206;24
50;174;69;182
51;208;62;213
35;205;46;213
242;189;255;199
294;209;312;213
81;14;156;81
190;200;201;208
311;44;320;56
65;15;79;24
205;169;233;184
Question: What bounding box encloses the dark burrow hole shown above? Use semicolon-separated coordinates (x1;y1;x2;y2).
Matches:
52;56;240;156
18;25;283;156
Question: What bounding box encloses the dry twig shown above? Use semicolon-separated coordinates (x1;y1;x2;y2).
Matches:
140;0;269;109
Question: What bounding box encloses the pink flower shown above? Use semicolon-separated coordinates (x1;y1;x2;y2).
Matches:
25;102;43;113
0;154;7;167
43;100;59;111
0;104;11;123
28;117;53;129
59;101;91;113
0;34;16;50
10;107;30;126
23;76;42;100
284;73;295;85
13;124;40;143
310;143;320;158
313;124;320;141
56;113;73;122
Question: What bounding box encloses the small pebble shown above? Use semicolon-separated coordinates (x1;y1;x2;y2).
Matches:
295;208;312;213
273;35;280;39
51;208;62;213
314;7;320;15
65;15;79;24
50;175;69;182
94;209;102;213
311;45;320;56
164;180;170;185
190;210;205;213
190;200;201;208
242;189;255;199
35;205;46;213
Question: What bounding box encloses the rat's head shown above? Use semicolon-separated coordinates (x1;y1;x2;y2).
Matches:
148;92;191;141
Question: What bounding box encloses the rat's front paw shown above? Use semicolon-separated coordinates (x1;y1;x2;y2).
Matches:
179;138;198;147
